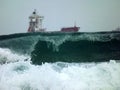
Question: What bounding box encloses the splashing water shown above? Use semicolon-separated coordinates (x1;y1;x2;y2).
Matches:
0;50;120;90
0;48;30;64
0;32;120;90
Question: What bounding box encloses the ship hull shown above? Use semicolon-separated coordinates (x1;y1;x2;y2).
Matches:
61;27;80;32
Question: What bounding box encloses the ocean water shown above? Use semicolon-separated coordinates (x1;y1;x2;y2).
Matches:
0;32;120;90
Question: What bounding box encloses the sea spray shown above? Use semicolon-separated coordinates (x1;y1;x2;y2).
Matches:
0;48;30;64
0;60;120;90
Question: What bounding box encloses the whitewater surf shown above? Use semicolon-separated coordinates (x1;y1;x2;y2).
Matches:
0;31;120;90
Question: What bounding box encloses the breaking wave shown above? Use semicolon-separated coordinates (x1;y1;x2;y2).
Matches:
0;32;120;64
0;32;120;90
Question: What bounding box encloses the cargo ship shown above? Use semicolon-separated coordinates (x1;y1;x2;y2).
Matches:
28;10;80;32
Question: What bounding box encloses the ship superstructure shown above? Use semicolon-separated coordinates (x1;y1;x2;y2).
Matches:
28;9;45;32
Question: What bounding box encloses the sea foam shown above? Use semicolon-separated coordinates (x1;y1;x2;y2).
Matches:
0;60;120;90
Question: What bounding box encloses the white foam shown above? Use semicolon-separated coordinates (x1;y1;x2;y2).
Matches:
0;48;30;64
0;60;120;90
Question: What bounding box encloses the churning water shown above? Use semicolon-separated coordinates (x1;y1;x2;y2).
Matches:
0;32;120;90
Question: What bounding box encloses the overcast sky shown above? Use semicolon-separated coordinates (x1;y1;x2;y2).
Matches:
0;0;120;35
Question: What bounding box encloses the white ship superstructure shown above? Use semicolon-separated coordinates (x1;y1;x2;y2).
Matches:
28;9;45;32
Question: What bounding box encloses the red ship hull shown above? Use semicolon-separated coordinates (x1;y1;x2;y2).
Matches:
61;26;80;32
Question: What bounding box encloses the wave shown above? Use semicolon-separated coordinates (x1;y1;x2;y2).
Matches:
0;32;120;90
0;32;120;64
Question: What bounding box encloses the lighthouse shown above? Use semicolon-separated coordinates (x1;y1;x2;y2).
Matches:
28;9;45;32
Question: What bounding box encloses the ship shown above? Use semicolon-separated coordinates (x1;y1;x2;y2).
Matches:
28;10;80;32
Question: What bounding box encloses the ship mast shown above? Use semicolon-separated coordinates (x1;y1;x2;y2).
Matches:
28;9;45;32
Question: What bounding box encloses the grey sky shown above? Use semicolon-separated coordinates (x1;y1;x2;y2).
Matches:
0;0;120;35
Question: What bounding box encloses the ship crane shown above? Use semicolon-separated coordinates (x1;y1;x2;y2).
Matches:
28;9;45;32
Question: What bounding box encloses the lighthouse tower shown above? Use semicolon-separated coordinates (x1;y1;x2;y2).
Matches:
28;9;45;32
